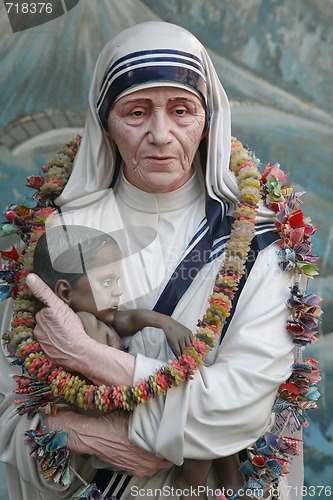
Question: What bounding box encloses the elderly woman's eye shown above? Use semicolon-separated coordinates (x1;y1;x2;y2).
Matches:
131;110;144;117
174;109;187;115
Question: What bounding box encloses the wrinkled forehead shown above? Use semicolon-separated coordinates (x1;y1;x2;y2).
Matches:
96;22;207;129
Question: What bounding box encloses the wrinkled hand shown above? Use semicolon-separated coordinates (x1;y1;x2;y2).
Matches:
26;273;88;368
159;316;193;358
45;409;172;477
26;273;135;386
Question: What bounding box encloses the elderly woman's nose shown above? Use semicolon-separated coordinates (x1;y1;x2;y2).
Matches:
147;110;171;145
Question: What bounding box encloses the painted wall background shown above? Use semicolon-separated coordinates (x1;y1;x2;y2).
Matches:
0;0;332;498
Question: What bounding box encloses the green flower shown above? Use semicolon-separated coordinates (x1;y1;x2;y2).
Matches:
266;176;285;202
296;261;319;277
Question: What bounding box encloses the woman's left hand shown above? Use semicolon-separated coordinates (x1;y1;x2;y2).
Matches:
26;273;88;368
45;409;173;477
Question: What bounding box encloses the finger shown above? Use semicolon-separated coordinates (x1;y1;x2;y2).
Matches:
161;459;172;467
187;328;193;338
159;459;173;470
186;333;193;346
26;273;64;309
172;344;180;357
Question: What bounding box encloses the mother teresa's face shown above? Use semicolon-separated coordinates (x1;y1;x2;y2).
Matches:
107;87;206;193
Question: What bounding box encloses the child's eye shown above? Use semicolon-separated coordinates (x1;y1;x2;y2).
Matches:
101;279;111;287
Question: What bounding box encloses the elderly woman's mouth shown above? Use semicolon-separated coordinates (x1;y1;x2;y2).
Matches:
146;156;175;163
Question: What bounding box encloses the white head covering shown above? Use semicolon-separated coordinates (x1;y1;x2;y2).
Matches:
56;21;271;219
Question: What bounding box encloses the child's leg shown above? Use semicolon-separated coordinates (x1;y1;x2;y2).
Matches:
214;454;247;499
176;458;212;500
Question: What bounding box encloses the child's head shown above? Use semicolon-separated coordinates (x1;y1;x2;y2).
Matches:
33;225;122;323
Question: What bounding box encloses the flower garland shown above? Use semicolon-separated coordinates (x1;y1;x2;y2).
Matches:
233;162;322;498
3;136;262;414
0;137;322;498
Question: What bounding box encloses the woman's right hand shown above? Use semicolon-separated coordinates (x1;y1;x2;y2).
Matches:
26;273;135;386
45;409;172;477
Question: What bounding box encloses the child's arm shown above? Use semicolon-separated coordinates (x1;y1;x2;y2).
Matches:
113;309;193;357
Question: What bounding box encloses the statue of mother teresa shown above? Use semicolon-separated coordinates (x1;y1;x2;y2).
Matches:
0;22;301;500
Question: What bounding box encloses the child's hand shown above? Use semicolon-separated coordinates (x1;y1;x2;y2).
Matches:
112;309;193;357
159;316;193;357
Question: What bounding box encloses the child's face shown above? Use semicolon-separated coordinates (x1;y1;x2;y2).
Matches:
69;243;123;324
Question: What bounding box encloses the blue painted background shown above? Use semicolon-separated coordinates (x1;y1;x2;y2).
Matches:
0;1;332;498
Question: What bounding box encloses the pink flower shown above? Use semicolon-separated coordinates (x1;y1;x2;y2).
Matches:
35;207;55;217
290;227;305;246
202;322;219;335
181;354;197;370
210;297;231;309
112;387;122;407
269;163;289;183
192;340;208;356
156;373;170;390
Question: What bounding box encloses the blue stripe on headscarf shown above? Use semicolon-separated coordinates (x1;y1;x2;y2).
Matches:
98;49;205;104
104;49;204;77
98;66;206;129
96;49;206;130
98;57;205;105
